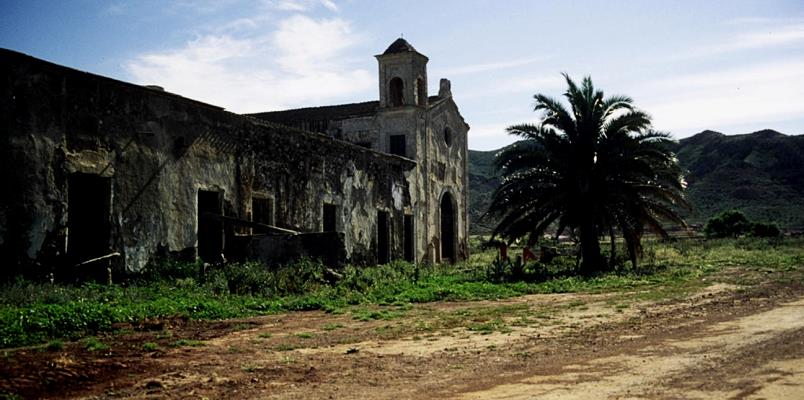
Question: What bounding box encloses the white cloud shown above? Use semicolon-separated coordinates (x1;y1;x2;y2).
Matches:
263;0;338;12
676;23;804;60
273;15;357;73
124;14;371;113
639;59;804;134
434;56;549;77
457;74;563;101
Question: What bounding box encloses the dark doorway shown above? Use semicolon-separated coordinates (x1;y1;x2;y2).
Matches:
403;214;414;262
377;210;390;264
323;203;337;232
440;193;455;262
252;196;274;233
67;173;111;267
389;135;406;157
198;190;223;262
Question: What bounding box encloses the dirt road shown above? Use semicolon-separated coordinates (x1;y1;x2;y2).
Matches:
3;278;803;399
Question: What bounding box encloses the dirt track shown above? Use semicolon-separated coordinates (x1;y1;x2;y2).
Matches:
3;278;804;399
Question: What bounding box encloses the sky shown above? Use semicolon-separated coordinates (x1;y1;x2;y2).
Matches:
2;0;804;150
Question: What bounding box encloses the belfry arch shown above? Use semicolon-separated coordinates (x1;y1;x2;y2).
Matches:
389;77;404;107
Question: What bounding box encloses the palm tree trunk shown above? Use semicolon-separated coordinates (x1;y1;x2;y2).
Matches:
579;223;602;275
609;228;616;268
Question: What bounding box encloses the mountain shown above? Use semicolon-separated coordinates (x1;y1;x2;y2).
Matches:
468;129;804;234
674;129;804;230
467;148;501;234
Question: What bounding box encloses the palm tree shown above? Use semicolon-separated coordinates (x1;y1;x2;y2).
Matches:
487;74;688;273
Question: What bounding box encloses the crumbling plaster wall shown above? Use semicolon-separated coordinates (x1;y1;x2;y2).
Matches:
0;50;414;276
317;97;469;265
425;99;470;262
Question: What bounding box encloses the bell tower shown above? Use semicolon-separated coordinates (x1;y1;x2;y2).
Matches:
376;38;429;108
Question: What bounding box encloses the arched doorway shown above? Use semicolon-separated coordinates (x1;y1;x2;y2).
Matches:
440;192;455;262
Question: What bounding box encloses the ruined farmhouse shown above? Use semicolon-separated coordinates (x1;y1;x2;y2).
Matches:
0;38;469;279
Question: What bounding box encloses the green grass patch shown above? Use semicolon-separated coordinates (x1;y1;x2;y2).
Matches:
82;336;108;352
322;323;343;331
142;342;160;351
45;339;64;352
171;339;205;347
274;343;298;351
2;238;802;348
467;318;510;335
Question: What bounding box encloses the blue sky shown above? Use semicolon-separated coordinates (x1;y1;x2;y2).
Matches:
2;0;804;150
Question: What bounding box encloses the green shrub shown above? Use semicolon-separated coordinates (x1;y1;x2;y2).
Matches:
142;342;160;351
705;210;752;238
220;262;274;296
751;222;781;238
82;336;108;352
139;258;201;282
45;339;64;351
705;210;784;238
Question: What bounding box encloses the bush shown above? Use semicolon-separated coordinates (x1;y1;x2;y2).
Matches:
218;262;275;296
704;210;783;238
139;258;202;282
704;210;752;238
751;222;781;238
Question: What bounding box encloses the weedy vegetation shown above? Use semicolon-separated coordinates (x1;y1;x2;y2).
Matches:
1;237;802;348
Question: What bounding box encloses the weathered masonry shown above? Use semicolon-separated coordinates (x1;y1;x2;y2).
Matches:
0;38;469;279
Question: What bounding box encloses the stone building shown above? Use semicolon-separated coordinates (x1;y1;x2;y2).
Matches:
0;38;469;279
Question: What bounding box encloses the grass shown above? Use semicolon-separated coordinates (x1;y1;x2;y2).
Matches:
45;339;64;351
82;336;108;352
142;342;160;351
467;319;511;335
1;237;802;349
322;323;343;331
171;339;205;347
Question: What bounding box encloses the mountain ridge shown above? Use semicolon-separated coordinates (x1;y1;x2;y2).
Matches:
468;129;804;234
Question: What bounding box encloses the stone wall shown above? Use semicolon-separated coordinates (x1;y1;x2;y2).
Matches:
0;49;415;278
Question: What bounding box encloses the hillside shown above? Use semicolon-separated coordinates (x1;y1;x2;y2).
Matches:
469;129;804;234
466;148;500;233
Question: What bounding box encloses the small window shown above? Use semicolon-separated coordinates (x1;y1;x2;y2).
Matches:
323;203;337;232
390;135;406;157
443;126;452;147
389;77;404;107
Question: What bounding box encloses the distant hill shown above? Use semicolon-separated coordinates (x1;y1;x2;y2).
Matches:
468;129;804;234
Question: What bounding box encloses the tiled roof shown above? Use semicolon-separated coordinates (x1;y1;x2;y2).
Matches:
247;101;379;125
248;95;446;129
